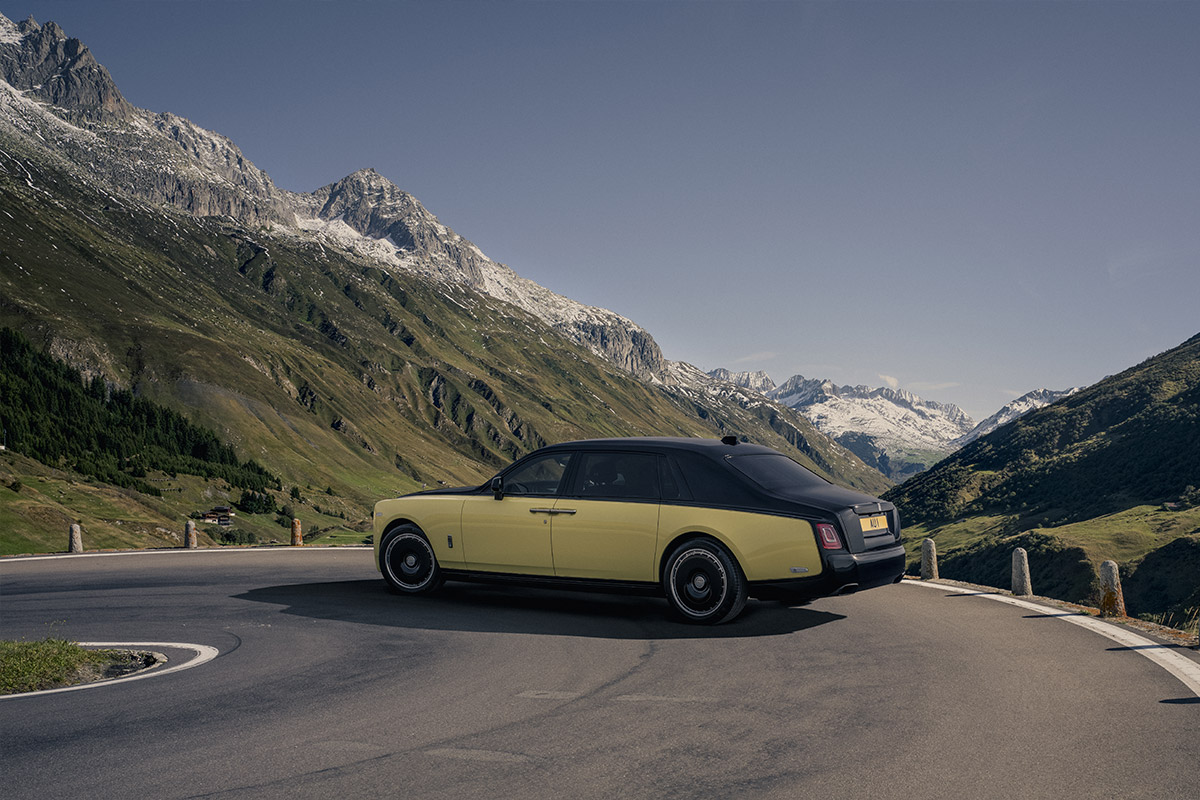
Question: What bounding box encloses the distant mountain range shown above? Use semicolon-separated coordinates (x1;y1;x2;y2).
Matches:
706;369;1077;480
0;10;889;552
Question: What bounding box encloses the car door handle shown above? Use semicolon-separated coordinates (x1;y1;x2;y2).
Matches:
528;508;577;515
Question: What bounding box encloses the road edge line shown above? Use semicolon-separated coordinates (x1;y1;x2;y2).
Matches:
0;642;220;701
902;579;1200;698
2;546;370;563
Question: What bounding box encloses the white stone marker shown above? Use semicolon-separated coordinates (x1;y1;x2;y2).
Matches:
1099;560;1127;617
921;538;939;580
1012;547;1032;596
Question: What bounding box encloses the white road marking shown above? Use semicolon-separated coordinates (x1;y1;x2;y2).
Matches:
424;748;530;763
2;547;369;564
0;642;220;701
902;579;1200;698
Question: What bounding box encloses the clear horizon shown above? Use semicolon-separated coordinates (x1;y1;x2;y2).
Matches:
5;1;1198;421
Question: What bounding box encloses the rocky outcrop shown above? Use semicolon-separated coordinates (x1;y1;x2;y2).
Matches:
562;317;666;381
300;169;489;284
0;15;131;121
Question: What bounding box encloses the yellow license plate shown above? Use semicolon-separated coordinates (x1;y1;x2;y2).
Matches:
860;515;889;533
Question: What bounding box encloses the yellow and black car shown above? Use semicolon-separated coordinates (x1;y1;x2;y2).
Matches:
373;436;905;624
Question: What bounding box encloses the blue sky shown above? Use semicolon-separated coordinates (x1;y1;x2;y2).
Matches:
9;1;1199;420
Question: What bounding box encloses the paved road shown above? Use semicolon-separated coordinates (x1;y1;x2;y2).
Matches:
1;549;1196;799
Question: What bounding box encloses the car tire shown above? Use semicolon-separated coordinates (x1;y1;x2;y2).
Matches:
662;539;747;624
380;525;444;595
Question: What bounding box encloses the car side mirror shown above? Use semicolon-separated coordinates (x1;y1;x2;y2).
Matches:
490;476;503;500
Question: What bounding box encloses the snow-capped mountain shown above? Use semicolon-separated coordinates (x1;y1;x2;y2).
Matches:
0;12;665;381
763;376;974;480
707;369;776;394
706;366;1081;479
952;387;1080;448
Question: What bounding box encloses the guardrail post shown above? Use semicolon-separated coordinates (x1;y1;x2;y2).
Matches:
1099;560;1127;617
68;523;83;553
291;518;303;546
920;538;939;580
1012;547;1032;596
184;519;197;549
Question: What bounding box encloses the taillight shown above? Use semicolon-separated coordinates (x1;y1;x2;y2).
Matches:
815;523;842;550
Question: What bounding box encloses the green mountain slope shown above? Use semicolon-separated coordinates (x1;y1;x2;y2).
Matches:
0;125;887;552
884;334;1200;617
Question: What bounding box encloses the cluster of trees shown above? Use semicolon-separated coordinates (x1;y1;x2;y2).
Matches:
0;328;276;495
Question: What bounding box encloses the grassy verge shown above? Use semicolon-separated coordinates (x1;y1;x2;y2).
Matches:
1137;606;1199;637
0;638;153;695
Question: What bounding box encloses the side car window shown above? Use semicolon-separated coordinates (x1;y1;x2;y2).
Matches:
503;453;573;497
573;452;660;500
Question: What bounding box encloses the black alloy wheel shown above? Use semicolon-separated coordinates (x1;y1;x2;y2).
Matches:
663;539;747;624
380;525;443;594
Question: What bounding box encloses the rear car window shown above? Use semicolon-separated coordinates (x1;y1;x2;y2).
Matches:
672;452;759;506
725;453;829;496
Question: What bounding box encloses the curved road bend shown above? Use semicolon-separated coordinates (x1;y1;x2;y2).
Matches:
1;548;1196;799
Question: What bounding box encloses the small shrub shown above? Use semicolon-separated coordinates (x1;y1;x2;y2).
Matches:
216;529;259;546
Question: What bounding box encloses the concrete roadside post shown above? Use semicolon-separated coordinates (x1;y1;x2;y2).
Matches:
68;523;83;553
184;519;197;549
291;518;303;546
1012;547;1032;596
921;538;939;580
1099;560;1127;617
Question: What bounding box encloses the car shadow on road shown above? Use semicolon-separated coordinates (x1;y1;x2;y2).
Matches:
233;580;845;639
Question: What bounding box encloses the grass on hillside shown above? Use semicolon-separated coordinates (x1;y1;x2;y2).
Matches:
0;638;147;695
903;505;1200;628
0;449;367;555
904;505;1200;568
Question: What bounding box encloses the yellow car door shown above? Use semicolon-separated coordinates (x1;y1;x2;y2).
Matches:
550;499;660;580
551;451;661;581
460;451;574;575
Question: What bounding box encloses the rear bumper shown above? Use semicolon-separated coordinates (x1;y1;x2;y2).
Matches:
749;543;906;601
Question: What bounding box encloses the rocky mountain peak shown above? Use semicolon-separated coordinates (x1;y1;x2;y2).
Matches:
0;11;672;384
952;387;1080;448
0;13;131;121
707;368;777;394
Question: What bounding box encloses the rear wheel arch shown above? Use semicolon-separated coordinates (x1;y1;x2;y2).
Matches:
660;535;748;624
657;531;743;583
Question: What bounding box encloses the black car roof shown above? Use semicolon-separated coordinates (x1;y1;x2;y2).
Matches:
536;437;778;457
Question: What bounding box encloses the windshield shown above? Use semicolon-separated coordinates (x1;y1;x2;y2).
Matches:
726;453;829;496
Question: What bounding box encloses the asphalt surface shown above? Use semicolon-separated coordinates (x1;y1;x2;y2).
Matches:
1;548;1196;799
